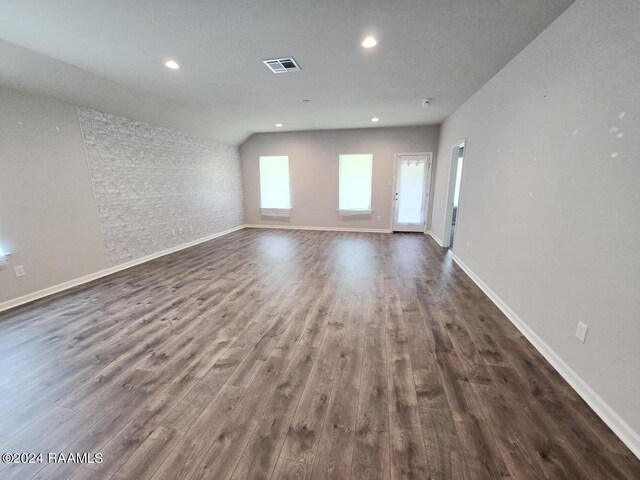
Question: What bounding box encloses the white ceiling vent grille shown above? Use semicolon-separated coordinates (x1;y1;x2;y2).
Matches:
263;57;301;74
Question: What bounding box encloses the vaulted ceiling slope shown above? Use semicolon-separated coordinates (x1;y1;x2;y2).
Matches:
0;0;574;145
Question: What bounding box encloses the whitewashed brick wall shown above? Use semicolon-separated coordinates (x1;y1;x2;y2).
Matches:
77;107;244;267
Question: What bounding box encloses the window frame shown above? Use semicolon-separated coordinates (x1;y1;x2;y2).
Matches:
259;155;292;216
337;153;374;215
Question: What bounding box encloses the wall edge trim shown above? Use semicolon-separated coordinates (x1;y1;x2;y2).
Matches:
244;224;392;234
425;230;445;246
0;225;244;313
451;252;640;459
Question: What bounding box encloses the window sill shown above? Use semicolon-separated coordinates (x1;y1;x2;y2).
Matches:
337;209;373;216
260;208;292;217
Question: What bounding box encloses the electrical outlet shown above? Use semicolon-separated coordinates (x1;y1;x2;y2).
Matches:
14;265;26;277
575;321;588;343
179;227;184;234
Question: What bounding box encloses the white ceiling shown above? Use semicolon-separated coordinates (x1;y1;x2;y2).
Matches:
0;0;574;144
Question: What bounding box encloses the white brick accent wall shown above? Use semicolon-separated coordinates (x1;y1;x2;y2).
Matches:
77;107;244;266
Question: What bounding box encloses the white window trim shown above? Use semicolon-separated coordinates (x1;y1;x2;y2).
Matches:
338;153;374;212
260;207;293;217
337;209;374;216
259;155;292;210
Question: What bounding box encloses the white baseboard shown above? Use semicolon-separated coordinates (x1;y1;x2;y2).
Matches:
4;223;637;459
451;253;640;459
245;224;392;234
425;230;445;246
1;223;388;313
0;225;245;314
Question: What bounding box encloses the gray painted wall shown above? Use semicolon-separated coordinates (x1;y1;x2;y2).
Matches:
241;126;440;230
0;87;244;304
78;107;244;266
0;86;107;302
431;0;640;434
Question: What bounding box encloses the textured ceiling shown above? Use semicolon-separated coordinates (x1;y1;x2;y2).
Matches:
0;0;574;144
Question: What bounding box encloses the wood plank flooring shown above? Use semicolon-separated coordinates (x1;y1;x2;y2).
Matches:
0;228;638;480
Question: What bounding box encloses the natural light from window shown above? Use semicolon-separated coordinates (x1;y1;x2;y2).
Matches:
453;156;464;207
339;154;373;212
259;156;291;209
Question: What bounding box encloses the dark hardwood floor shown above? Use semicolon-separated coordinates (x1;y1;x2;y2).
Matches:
0;228;638;480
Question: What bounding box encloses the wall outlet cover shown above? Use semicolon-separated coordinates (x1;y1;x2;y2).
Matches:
14;265;26;277
575;321;589;343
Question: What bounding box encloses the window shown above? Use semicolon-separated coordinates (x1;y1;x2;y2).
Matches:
338;154;373;213
259;156;291;212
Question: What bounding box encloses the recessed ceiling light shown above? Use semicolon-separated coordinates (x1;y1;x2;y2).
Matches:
371;117;379;122
361;36;377;48
275;123;283;127
302;99;311;103
164;60;180;70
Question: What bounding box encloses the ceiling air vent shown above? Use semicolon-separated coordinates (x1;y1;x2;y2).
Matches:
263;57;301;74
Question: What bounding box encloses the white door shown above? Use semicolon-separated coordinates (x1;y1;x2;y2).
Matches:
392;153;432;232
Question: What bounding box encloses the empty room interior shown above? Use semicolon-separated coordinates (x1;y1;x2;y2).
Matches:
1;1;639;479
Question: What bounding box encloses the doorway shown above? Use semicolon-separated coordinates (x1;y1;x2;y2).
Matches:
444;140;465;248
392;153;432;232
